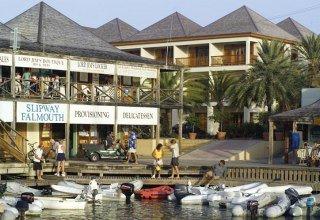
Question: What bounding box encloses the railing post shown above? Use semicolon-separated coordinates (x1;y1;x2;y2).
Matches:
10;51;16;137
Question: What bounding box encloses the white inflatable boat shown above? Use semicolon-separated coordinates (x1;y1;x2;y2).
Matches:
258;185;312;195
265;194;291;218
35;196;87;210
1;196;43;216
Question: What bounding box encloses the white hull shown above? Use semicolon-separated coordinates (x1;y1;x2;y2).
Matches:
35;197;86;210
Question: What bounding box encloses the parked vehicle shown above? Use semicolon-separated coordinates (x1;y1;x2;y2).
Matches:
81;142;126;162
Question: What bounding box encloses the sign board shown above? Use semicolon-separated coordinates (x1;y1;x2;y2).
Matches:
118;65;157;78
17;102;67;123
0;101;13;122
69;104;115;124
117;106;158;125
0;53;12;66
15;55;67;70
70;60;115;75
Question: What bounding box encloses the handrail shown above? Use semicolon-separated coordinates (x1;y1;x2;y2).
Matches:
175;57;209;67
211;55;246;66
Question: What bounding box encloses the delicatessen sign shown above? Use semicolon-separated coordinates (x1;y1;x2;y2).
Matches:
117;106;158;125
15;55;67;70
69;104;115;124
17;102;67;123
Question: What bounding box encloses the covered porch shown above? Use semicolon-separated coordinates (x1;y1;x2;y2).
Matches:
268;99;320;164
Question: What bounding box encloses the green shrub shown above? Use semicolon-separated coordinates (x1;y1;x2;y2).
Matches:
225;122;265;139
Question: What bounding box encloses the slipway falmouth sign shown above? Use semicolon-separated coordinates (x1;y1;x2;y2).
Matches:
117;106;158;125
16;102;68;123
69;104;115;124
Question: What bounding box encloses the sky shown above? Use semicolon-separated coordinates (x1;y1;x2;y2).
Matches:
0;0;319;33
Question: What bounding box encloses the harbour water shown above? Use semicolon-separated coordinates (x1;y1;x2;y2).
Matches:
26;200;318;220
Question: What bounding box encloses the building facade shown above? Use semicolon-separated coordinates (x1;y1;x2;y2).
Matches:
0;2;181;162
87;6;315;135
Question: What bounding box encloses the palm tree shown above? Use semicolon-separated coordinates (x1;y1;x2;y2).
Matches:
144;70;207;135
230;40;294;114
207;72;237;131
296;35;320;87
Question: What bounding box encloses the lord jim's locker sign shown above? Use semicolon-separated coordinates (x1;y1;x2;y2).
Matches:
16;102;68;123
117;106;158;125
69;104;115;124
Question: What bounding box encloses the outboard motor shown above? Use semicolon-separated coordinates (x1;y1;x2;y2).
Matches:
174;184;190;202
16;200;29;220
285;188;300;205
247;200;259;219
306;197;315;220
120;183;135;204
41;188;53;196
20;192;34;203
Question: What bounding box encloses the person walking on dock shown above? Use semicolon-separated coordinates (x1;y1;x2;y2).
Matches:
151;143;164;178
54;140;66;177
33;144;44;181
196;160;227;186
168;139;180;179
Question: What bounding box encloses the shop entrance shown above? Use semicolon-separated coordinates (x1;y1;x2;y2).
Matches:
40;123;65;155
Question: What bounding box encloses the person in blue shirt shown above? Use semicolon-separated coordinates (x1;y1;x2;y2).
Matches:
126;130;138;164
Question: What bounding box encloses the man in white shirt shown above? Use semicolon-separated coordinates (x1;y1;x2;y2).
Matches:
33;144;44;180
168;139;180;179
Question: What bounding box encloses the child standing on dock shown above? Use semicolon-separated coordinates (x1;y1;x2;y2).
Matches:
151;143;163;178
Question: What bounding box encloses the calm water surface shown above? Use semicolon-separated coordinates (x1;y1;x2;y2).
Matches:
26;200;317;220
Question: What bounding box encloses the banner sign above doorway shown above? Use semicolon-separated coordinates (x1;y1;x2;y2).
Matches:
0;101;13;122
15;55;67;70
16;102;68;123
70;60;115;75
69;104;115;124
118;65;157;78
0;53;12;66
117;106;158;125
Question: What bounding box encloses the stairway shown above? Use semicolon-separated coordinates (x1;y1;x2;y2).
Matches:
0;119;27;163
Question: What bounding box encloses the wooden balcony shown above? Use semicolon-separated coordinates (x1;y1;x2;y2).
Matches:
0;80;182;107
211;55;258;66
175;57;209;67
155;57;174;65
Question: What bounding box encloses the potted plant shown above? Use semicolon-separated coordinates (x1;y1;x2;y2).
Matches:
209;109;230;140
185;114;200;140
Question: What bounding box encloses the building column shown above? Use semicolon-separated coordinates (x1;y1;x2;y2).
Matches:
173;46;188;65
65;59;71;159
156;68;161;144
268;120;274;164
243;106;250;123
113;62;119;138
208;43;214;66
245;40;251;65
141;48;155;59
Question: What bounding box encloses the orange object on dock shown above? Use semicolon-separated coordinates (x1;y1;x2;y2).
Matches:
136;186;173;199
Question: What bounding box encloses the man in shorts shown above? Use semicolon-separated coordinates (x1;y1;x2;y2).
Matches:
33;144;44;180
196;160;228;186
168;139;180;179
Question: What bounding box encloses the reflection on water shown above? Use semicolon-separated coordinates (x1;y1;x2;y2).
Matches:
27;200;319;220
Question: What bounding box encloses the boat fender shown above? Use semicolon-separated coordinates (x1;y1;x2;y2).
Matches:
285;188;300;205
120;183;135;204
247;200;259;218
21;192;35;203
289;205;303;217
41;188;53;196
